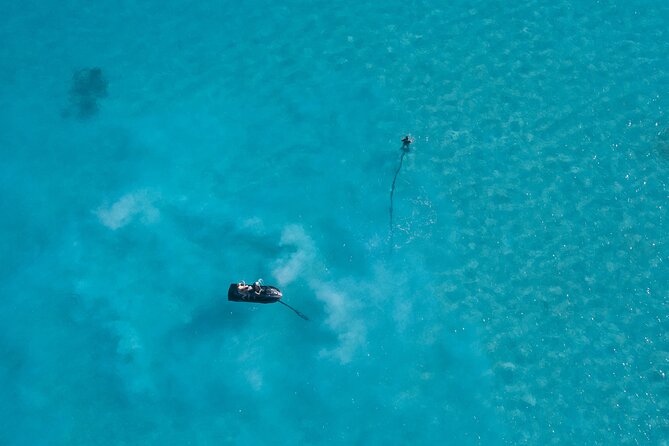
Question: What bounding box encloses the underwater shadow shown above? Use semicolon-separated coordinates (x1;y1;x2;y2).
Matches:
656;127;669;161
173;297;255;340
65;67;108;119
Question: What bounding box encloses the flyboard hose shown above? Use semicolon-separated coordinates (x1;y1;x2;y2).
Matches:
389;150;407;231
389;136;413;242
279;300;309;320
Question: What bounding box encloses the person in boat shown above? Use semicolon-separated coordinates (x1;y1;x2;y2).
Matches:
237;281;253;293
401;135;413;152
237;280;262;294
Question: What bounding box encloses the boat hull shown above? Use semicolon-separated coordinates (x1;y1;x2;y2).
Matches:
228;283;282;304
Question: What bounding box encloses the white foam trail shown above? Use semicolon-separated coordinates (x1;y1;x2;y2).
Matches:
272;224;367;364
95;190;159;230
311;283;366;364
272;225;316;286
245;369;264;391
109;320;156;397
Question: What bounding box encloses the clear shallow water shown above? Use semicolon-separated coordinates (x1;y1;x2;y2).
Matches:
1;1;668;444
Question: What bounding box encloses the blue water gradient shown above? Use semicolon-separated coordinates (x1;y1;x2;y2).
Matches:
1;1;668;444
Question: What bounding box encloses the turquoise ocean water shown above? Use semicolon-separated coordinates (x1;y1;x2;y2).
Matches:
1;1;668;444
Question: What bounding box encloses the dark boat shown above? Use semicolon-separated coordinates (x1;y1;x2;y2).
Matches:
228;283;282;304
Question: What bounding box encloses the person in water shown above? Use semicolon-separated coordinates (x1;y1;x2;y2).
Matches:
401;135;414;152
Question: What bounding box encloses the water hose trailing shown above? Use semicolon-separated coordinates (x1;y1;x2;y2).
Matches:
389;136;413;241
389;150;407;230
279;300;309;320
